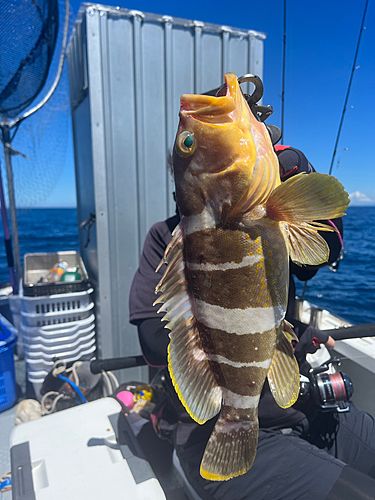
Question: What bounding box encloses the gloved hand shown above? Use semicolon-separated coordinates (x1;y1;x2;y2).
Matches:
294;325;336;358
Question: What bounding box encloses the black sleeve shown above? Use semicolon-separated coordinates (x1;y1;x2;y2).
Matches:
129;215;179;323
129;214;179;365
137;317;169;367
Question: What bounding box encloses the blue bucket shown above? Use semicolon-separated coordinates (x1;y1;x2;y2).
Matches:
0;315;17;412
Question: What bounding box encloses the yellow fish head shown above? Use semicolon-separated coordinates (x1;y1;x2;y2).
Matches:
173;73;281;219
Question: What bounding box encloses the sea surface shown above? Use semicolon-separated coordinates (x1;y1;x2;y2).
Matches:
0;207;374;324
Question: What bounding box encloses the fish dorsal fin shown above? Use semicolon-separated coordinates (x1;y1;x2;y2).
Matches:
266;173;349;265
154;224;222;424
267;322;300;408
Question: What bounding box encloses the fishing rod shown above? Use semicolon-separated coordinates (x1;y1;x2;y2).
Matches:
328;0;369;175
90;324;375;375
280;0;287;144
320;323;375;341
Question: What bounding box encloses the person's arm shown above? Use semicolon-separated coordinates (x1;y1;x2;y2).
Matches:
137;318;169;367
129;215;180;367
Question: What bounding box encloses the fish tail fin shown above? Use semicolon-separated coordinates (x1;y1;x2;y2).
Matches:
200;407;259;481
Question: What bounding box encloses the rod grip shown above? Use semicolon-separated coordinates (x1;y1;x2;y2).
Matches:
90;356;146;374
322;324;375;341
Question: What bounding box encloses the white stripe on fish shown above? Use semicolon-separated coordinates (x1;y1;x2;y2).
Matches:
215;420;258;433
185;254;262;272
182;206;216;235
222;388;261;409
194;299;284;334
207;353;272;369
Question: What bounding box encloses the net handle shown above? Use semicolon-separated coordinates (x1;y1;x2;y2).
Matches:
1;0;70;129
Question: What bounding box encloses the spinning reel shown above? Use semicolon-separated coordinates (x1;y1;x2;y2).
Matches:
300;358;354;413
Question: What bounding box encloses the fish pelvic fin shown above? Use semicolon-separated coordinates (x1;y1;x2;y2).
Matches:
266;173;349;265
154;224;222;424
267;323;300;409
200;408;259;481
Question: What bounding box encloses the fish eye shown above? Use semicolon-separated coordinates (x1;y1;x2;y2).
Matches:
176;131;196;157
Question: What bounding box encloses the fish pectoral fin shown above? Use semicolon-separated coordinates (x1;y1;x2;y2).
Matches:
200;411;259;481
155;224;222;425
266;172;349;224
282;222;331;265
267;325;300;409
266;172;349;265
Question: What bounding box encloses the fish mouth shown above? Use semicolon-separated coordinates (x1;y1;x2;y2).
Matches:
180;73;239;123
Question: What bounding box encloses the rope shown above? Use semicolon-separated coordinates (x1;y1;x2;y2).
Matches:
40;360;119;413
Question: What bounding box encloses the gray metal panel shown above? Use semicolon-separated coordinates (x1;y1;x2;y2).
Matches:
70;96;97;281
67;4;265;381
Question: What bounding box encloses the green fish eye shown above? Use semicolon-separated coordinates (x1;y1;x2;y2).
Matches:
183;134;194;148
177;131;196;157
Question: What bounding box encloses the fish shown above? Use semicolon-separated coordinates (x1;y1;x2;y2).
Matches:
154;73;349;481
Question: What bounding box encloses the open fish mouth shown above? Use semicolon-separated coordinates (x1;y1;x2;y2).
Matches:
180;73;239;122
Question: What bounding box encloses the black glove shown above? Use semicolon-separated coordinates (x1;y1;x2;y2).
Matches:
294;325;330;358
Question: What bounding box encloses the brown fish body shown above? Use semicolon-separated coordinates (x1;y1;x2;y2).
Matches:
181;213;288;479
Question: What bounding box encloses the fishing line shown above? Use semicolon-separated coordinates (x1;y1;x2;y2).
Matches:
280;0;287;144
328;0;369;175
323;352;375;364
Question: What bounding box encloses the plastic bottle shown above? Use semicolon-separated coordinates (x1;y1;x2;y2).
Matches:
46;261;68;282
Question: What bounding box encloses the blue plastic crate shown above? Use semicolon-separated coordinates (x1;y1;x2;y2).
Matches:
0;314;17;412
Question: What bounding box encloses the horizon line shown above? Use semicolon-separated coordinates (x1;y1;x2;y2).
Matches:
17;206;77;209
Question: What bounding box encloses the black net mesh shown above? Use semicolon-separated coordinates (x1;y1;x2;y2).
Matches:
0;0;59;119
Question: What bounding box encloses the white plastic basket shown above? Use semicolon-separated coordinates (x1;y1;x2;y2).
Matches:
26;344;96;374
22;322;95;347
21;288;94;315
9;293;20;314
23;330;96;354
25;336;96;360
21;301;94;327
21;314;95;338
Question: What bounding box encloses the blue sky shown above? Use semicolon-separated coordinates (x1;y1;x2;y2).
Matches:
8;0;375;207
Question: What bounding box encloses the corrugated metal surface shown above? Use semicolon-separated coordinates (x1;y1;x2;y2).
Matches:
67;3;265;379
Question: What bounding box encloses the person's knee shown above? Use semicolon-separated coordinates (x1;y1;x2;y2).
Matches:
326;465;375;500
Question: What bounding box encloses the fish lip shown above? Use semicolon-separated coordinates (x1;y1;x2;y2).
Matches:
179;73;237;122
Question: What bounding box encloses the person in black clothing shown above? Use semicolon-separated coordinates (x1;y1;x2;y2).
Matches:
129;147;375;499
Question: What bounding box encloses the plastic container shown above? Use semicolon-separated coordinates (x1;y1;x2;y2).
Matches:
25;336;96;361
23;251;90;296
26;344;96;374
0;314;17;412
21;301;94;327
21;314;95;339
20;288;94;315
22;322;95;347
23;330;96;354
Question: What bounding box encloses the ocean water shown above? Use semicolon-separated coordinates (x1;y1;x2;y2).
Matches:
0;207;373;324
295;206;375;325
0;208;79;285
